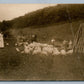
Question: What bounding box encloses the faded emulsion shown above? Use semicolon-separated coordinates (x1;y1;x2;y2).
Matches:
0;4;84;81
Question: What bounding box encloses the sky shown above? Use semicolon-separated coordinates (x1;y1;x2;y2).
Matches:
0;4;57;21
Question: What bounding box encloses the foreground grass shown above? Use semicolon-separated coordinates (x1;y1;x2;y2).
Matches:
0;46;84;80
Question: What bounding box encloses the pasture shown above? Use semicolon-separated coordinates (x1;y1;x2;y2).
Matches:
0;46;84;80
0;20;84;80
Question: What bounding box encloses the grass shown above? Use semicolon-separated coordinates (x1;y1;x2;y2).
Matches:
10;20;84;43
0;45;84;80
0;20;84;80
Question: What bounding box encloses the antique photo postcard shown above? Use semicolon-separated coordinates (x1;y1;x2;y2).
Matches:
0;4;84;81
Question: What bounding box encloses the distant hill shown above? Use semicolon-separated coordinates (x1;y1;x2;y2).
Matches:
0;4;84;38
11;4;84;28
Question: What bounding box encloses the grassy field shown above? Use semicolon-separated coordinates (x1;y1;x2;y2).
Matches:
0;46;84;81
10;20;84;43
0;20;84;80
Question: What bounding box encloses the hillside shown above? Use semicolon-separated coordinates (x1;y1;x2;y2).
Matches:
9;20;84;44
0;4;84;39
11;4;84;28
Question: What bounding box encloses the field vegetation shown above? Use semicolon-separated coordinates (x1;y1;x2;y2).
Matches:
0;4;84;80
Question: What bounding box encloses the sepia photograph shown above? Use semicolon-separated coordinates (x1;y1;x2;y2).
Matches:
0;4;84;81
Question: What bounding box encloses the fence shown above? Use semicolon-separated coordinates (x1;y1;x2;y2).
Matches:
73;24;84;53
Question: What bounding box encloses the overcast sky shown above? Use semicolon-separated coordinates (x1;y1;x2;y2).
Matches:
0;4;57;21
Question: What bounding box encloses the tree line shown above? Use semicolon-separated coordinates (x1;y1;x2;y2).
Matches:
0;4;84;37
